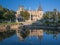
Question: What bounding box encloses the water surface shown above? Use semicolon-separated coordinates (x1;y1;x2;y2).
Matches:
0;28;60;45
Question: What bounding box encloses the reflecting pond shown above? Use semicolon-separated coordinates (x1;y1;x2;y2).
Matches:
0;26;60;45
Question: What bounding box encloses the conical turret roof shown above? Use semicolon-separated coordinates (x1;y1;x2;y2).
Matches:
37;5;43;11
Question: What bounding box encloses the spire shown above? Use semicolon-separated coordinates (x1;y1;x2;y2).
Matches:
37;5;43;11
19;5;24;11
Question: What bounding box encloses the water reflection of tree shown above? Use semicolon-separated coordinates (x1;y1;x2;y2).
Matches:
44;30;60;39
19;26;30;39
0;30;15;41
20;29;30;39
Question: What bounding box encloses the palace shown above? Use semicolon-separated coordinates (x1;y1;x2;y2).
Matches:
15;5;43;23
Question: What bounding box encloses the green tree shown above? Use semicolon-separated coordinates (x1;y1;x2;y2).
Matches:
0;5;16;22
43;11;56;25
0;5;4;20
3;11;15;21
20;11;30;20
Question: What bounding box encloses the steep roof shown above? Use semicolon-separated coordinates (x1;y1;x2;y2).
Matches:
37;5;43;11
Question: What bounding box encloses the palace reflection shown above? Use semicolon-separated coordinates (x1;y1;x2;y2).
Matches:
29;29;43;39
16;29;43;40
16;28;60;41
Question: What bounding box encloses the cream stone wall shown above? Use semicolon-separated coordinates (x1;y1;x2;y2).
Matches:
29;29;43;37
28;10;43;22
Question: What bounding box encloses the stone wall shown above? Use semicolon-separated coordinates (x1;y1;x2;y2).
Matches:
0;24;22;31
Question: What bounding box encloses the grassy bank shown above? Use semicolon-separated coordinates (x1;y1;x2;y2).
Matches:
0;22;22;25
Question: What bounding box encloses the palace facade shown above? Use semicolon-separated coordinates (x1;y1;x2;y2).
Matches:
15;5;43;22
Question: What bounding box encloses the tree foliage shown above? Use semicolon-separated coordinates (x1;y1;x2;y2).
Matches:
20;11;30;20
0;5;16;22
43;9;60;25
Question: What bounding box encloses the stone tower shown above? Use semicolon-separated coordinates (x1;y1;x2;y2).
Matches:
15;6;25;22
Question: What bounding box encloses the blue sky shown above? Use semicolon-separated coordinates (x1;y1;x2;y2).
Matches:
0;0;60;12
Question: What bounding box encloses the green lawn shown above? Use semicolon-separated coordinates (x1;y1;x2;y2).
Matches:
0;22;19;25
